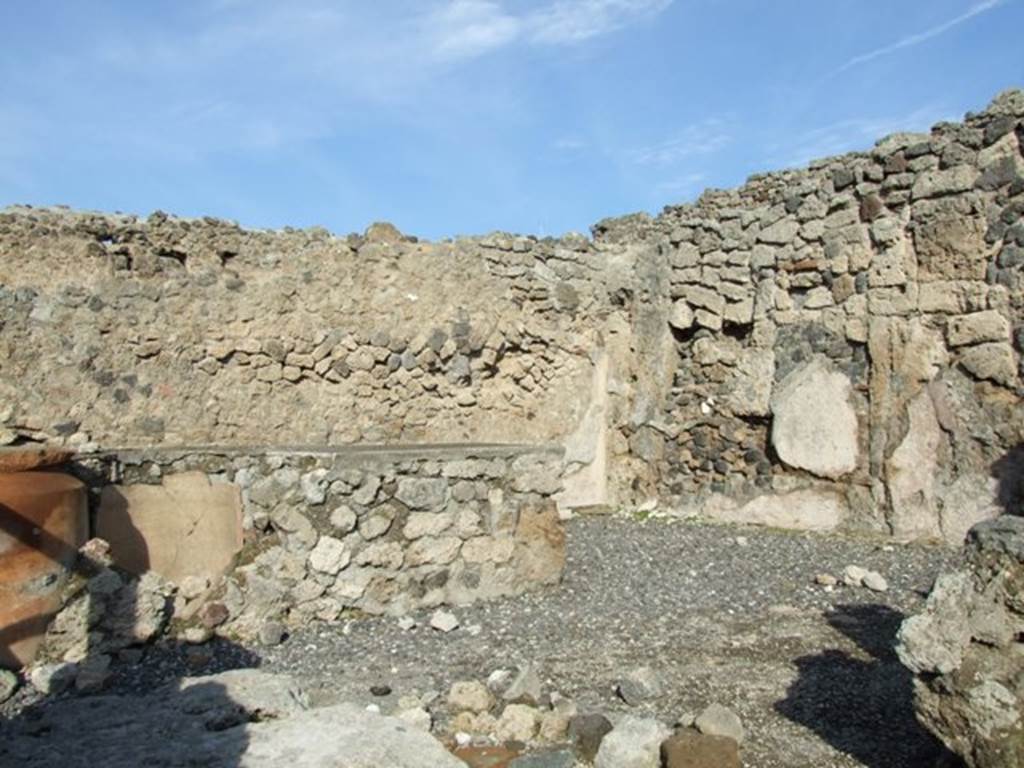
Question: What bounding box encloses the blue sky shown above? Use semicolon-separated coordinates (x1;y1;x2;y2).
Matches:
2;1;1022;239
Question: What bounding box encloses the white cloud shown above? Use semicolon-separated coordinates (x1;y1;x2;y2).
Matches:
425;0;673;59
833;0;1007;74
627;118;732;166
528;0;674;44
426;1;522;60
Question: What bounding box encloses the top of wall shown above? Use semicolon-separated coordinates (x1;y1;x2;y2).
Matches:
593;88;1024;244
4;89;1020;252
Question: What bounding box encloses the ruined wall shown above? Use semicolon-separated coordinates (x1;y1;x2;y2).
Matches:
2;89;1023;541
35;444;565;654
595;88;1024;542
0;216;637;451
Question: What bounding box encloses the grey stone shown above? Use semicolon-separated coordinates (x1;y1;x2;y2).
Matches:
28;661;78;695
594;715;672;768
911;165;978;199
503;663;543;705
429;609;459;632
258;621;286;647
569;713;614;763
0;669;18;703
694;703;744;745
898;515;1024;766
616;666;663;705
395;477;449;510
509;748;576;768
307;535;350;575
862;570;888;592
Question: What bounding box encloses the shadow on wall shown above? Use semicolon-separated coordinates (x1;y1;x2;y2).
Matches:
992;442;1024;515
1;492;261;768
774;604;963;768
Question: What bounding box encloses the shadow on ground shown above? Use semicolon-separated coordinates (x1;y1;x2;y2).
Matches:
1;497;263;768
775;603;963;768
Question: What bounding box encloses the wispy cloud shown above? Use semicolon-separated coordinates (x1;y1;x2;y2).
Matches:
769;105;955;169
627;118;732;165
425;0;673;60
833;0;1007;74
655;172;707;196
553;136;588;151
528;0;673;44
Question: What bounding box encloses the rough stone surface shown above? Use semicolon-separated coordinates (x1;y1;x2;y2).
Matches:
568;713;614;763
898;517;1024;767
662;729;742;768
594;715;672;768
449;679;494;714
695;702;745;744
770;358;860;479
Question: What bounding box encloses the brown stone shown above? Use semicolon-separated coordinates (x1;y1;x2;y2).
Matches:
96;472;243;585
911;197;989;281
0;446;74;473
662;729;741;768
0;471;88;668
452;744;522;768
513;501;566;587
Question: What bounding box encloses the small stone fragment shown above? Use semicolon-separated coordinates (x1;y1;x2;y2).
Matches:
430;610;459;633
503;663;543;705
74;654;112;692
28;662;78;695
616;666;663;705
862;570;889;592
396;706;433;732
449;680;495;714
594;715;672;768
815;573;838;587
568;713;614;764
495;703;541;743
694;703;744;745
259;620;287;647
0;669;18;703
508;748;576;768
842;565;868;587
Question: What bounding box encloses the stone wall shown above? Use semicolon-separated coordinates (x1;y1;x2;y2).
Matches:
2;88;1023;541
63;444;564;643
595;88;1024;541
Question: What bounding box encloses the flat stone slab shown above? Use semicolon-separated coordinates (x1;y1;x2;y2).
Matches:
96;471;243;583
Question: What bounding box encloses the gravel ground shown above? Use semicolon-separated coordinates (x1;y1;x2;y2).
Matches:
3;515;961;767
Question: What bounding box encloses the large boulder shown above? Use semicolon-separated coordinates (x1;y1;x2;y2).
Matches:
897;517;1024;767
770;358;859;479
96;472;243;584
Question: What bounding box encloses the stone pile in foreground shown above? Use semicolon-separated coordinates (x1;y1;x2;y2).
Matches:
899;516;1024;768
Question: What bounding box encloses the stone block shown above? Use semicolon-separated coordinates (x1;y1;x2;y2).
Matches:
946;310;1010;347
97;472;243;584
770;358;859;479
